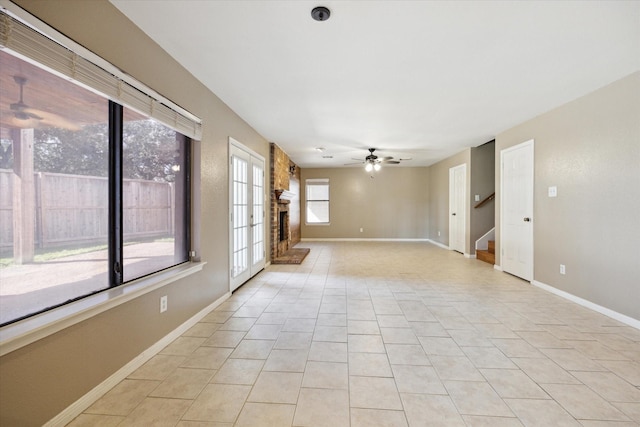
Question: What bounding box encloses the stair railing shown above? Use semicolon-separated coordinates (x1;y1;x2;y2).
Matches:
474;192;495;209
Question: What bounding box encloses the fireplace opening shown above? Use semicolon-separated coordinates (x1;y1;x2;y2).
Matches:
279;211;288;242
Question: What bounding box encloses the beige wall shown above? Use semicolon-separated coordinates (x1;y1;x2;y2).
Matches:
427;149;471;251
301;167;429;239
495;72;640;320
0;1;270;425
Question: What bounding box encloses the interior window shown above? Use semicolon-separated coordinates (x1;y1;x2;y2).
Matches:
122;109;189;282
0;51;109;324
305;178;330;224
0;50;190;325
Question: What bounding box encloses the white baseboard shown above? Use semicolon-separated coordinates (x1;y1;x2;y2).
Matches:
464;253;476;259
532;280;639;330
426;239;449;250
494;264;503;272
45;292;231;427
301;238;430;242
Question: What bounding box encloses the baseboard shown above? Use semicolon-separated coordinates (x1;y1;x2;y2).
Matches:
427;239;449;250
44;292;231;427
464;253;476;259
301;238;430;242
532;280;639;330
494;264;503;272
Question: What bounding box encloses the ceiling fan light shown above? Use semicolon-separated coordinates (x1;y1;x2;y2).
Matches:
373;163;381;171
365;162;373;172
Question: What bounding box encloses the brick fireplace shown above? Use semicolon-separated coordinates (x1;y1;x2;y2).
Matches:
270;143;301;261
273;189;294;257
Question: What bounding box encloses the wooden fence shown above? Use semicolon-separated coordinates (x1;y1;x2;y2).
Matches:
0;169;174;251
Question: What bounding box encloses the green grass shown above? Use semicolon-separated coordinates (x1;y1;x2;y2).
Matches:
0;237;174;268
0;244;108;268
35;244;109;262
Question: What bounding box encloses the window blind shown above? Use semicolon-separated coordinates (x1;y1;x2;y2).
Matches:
0;9;202;140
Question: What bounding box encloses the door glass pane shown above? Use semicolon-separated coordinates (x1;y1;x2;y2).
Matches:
252;163;264;263
0;51;109;324
122;108;188;282
232;155;248;277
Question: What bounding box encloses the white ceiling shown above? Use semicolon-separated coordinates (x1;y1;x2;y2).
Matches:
111;0;639;168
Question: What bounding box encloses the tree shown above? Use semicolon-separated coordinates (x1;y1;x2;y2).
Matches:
34;124;109;177
122;119;180;182
31;119;180;182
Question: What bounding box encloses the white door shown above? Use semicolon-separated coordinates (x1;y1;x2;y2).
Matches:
449;163;467;254
230;139;265;292
501;139;534;281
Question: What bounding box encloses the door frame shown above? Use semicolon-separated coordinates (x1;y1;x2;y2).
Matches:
449;163;467;254
228;137;266;292
500;139;534;281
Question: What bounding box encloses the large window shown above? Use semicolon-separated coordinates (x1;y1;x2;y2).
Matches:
305;178;330;224
0;50;190;325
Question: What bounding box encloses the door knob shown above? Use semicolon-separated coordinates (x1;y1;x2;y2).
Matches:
523;217;531;222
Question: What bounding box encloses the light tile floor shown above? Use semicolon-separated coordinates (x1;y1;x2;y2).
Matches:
68;241;640;426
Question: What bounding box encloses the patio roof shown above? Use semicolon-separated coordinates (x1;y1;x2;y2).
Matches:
1;50;143;138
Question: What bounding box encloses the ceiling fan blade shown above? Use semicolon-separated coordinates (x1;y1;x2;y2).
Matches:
382;160;400;164
24;108;81;131
3;113;42;129
380;156;394;160
14;110;43;121
344;162;364;165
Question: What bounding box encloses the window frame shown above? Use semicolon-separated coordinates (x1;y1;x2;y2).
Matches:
0;5;202;352
305;178;330;225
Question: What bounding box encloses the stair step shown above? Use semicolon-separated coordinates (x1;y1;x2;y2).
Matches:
488;240;495;254
477;249;495;265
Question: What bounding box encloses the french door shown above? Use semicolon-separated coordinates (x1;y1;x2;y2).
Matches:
229;139;265;291
449;163;467;254
501;139;534;281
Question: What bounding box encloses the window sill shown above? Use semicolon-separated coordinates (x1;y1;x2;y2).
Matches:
0;261;206;357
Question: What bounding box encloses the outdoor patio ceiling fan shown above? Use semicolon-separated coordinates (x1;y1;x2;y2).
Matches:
345;148;410;172
9;75;80;130
10;76;44;121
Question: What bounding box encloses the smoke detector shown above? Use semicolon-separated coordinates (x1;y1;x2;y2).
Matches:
311;6;330;22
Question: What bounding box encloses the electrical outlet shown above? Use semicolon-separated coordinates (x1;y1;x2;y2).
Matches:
438;231;441;237
559;264;566;275
475;194;480;202
548;186;558;197
360;228;363;233
160;295;168;313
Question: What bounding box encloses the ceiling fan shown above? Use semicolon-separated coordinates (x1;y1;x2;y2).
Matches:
345;148;410;172
8;76;80;130
10;76;44;121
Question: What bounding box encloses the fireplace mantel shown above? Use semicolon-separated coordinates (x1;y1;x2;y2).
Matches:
275;189;295;201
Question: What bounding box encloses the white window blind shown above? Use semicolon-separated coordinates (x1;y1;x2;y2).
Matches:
0;8;202;140
306;178;330;224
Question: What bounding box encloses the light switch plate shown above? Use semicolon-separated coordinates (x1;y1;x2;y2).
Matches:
548;186;557;197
